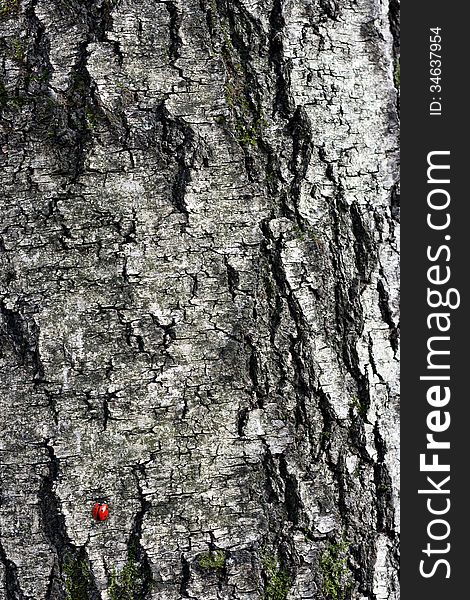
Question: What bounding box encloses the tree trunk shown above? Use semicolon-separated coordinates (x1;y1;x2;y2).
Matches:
0;0;399;599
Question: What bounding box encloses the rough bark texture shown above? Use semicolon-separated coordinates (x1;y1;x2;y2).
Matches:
0;1;399;599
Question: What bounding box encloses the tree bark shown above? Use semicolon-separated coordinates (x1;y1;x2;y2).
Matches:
0;0;399;599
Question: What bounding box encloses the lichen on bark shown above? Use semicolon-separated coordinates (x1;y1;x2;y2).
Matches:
0;0;399;598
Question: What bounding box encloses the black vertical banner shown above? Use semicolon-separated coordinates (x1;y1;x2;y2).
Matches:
402;3;468;599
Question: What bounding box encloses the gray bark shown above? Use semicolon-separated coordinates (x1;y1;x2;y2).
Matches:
0;0;399;599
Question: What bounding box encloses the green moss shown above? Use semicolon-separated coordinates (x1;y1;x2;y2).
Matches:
29;69;50;84
108;554;144;600
0;0;19;19
291;224;320;244
351;396;367;418
319;538;353;600
198;549;225;570
85;107;97;130
219;30;267;148
263;555;291;600
236;124;257;146
9;38;24;61
7;95;29;109
63;555;93;600
215;114;226;125
234;114;267;147
292;225;307;242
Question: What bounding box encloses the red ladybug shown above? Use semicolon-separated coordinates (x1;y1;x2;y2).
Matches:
92;502;109;522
